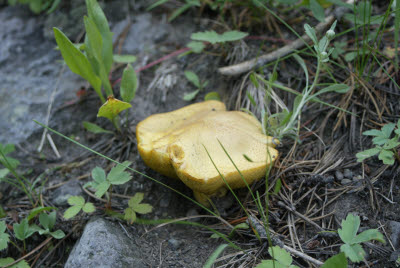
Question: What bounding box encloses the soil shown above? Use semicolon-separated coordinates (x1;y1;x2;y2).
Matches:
1;1;400;267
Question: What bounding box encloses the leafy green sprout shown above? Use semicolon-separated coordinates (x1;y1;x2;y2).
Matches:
124;193;153;224
356;119;400;165
30;212;65;239
338;214;385;263
0;221;10;251
64;196;95;220
255;246;299;268
183;71;209;101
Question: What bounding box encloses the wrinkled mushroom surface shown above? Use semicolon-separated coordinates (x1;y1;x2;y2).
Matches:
136;100;278;205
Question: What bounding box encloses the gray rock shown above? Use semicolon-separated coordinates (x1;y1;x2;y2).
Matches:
335;170;344;180
51;180;82;207
389;221;400;249
343;169;353;178
340;179;352;185
65;218;145;268
168;238;182;250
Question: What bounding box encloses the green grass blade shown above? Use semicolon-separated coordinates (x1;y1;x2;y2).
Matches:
203;244;229;268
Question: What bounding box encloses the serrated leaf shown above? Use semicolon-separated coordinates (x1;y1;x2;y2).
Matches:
0;258;30;268
191;30;248;44
95;180;111;198
113;54;137;63
255;260;287;268
92;166;106;183
383;139;400;150
338;214;360;244
120;64;137;103
67;196;85;207
204;92;221;101
50;229;65;239
187;41;205;53
362;129;383;137
320;252;347;268
83;121;113;134
381;123;396;138
184;71;200;87
64;206;81;219
97;96;132;121
129;193;144;207
108;171;131;185
53;27;102;99
134;203;153;214
356;147;381;162
340;243;365;263
107;161;131;180
0;221;10;251
124;207;136;224
268;246;292;266
82;202;95;213
352;229;386;244
378;149;394;165
183;90;200;101
13;219;35;241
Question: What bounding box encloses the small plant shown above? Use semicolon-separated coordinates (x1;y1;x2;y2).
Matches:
13;219;37;251
124;193;153;224
84;161;132;200
183;71;209;101
255;246;299;268
30;212;65;239
64;196;95;219
320;253;347;268
356;119;400;165
338;214;385;263
0;221;10;251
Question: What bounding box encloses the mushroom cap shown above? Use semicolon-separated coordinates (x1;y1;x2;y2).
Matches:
136;100;278;199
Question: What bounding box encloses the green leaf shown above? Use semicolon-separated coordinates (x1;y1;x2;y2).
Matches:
147;0;170;10
113;54;137;63
67;196;85;207
304;24;318;45
91;166;106;183
183;90;200;101
340;243;365;263
64;206;81;219
378;149;394;165
0;258;30;268
321;252;348;268
268;246;292;266
84;16;103;63
14;219;35;241
381;123;396;138
0;221;10;251
107;161;131;181
315;84;349;97
204;92;221;101
27;206;57;221
97;96;132;121
168;2;197;22
203;244;229;268
53;28;102;100
129;193;144;207
83;121;113;134
187;41;205;53
344;51;357;62
191;30;248;44
352;229;386;244
108;171;131;185
184;71;200;87
95;180;111;197
134;203;153;214
273;178;282;195
120;64;138;103
39;211;56;231
383;138;400;150
124;207;136;224
356;147;381;162
0;169;9;179
82;202;95;213
50;229;65;239
395;119;400;136
309;0;325;22
362;129;383;137
338;214;360;244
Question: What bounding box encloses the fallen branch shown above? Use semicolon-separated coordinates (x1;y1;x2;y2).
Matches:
218;15;334;76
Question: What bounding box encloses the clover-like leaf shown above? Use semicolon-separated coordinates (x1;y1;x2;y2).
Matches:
338;214;359;244
268;246;293;266
340;243;365;263
64;196;94;219
0;221;10;251
352;229;385;244
97;96;132;121
321;252;347;268
191;30;248;44
13;219;36;241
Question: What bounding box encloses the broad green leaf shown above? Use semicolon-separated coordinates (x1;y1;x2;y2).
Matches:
268;246;292;266
372;136;389;146
0;144;15;155
68;196;85;207
113;54;137;63
83;121;113;134
95;180;111;197
134;203;153;214
309;0;325;22
362;129;383;137
183;90;200;101
187;41;205;53
120;64;137;103
27;206;56;221
91;166;106;183
314;84;349;97
39;211;56;231
203;244;229;268
50;229;65;239
184;71;200;87
124;207;136;224
0;221;10;251
381;123;396;138
383;139;400;150
204;92;221;101
255;260;287;268
378;149;394;165
352;229;385;244
84;16;103;62
14;219;35;241
395;119;400;135
129;193;144;207
64;206;81;219
304;24;318;45
320;252;348;268
97;96;132;121
340;243;365;263
108;171;131;185
338;214;360;244
107;161;131;180
344;52;357;62
356;147;380;162
0;169;9;179
0;258;30;268
82;202;95;213
53;28;102;100
191;30;248;44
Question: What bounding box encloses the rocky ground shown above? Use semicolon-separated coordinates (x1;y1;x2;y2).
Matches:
1;0;400;267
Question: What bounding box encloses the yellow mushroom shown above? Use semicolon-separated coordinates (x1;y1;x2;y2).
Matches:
136;100;279;206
